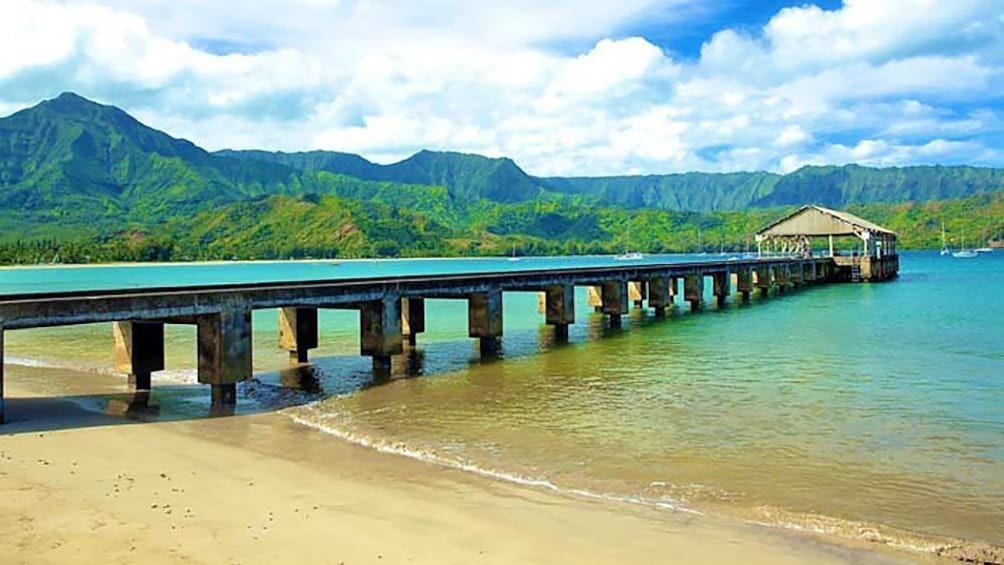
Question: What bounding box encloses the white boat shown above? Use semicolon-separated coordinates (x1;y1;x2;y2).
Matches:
940;223;950;256
507;242;521;262
975;247;994;253
953;229;977;258
615;222;643;260
615;251;643;261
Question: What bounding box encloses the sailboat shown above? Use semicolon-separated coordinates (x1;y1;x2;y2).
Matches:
952;228;978;258
615;221;643;260
940;223;950;256
696;227;707;256
507;241;521;262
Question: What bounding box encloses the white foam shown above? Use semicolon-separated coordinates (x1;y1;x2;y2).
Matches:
6;355;197;384
288;406;700;516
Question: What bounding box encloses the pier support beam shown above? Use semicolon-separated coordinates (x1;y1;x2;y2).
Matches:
587;286;604;313
469;290;503;354
684;275;704;311
755;266;771;298
628;281;647;309
668;277;677;305
804;262;817;284
544;284;575;340
113;321;165;391
712;272;730;308
197;306;253;408
774;265;791;293
278;307;317;363
401;297;425;347
647;275;671;317
361;297;404;372
736;268;753;302
790;263;804;287
0;327;5;424
600;281;629;327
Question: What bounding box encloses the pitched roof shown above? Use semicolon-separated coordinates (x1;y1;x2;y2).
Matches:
757;205;897;238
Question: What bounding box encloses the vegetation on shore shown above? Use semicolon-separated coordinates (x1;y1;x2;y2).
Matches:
1;93;1002;265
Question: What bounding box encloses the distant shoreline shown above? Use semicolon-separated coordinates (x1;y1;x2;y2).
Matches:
0;248;970;271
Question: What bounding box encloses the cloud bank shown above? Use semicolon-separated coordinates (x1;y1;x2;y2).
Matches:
1;0;1002;175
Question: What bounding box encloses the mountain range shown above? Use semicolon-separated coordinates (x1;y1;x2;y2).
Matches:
0;92;1002;263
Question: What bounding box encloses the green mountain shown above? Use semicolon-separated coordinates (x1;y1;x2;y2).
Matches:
0;92;1002;265
219;148;545;203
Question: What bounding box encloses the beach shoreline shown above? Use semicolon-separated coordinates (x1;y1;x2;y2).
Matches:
0;364;947;565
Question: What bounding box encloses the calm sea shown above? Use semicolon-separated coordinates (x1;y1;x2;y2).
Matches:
3;252;1002;550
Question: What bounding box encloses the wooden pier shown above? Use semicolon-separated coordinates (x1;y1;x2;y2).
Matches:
0;207;901;423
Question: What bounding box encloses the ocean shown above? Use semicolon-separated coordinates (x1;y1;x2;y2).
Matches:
2;251;1002;552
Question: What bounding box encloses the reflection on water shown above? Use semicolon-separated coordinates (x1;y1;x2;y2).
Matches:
4;253;1004;552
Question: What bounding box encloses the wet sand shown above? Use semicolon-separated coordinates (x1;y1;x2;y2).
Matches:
0;366;941;565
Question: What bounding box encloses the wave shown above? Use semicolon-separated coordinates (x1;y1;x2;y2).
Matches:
287;401;1003;564
5;354;197;384
288;404;704;514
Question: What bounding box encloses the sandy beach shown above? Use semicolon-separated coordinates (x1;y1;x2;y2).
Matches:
0;365;943;565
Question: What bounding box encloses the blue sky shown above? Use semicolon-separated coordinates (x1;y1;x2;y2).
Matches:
629;0;844;59
1;0;1002;175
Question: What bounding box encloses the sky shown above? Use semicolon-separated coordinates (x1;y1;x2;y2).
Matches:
1;0;1002;176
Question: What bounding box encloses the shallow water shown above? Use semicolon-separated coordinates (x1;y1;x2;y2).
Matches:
3;251;1002;550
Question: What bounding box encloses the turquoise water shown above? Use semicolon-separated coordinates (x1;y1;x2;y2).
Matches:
2;251;1002;551
0;254;711;295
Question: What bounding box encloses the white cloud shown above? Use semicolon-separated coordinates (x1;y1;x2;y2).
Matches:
1;0;1002;175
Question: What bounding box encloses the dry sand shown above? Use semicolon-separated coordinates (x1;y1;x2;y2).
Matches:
0;366;938;565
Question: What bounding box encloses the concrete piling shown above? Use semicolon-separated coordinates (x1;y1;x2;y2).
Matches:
647;275;671;317
197;305;253;408
774;265;791;293
755;266;772;297
469;290;503;353
628;281;646;309
361;296;404;371
278;307;318;363
736;268;753;301
544;284;574;340
401;297;425;347
600;281;629;327
587;286;604;313
113;321;165;391
712;272;730;308
684;275;704;311
0;327;4;424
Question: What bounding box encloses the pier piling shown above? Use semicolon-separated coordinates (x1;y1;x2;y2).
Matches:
0;327;4;424
361;297;404;370
629;281;646;309
113;321;165;391
684;275;704;311
197;306;253;407
544;285;575;340
469;290;503;353
774;265;791;293
647;275;671;317
401;297;425;347
713;272;730;307
278;307;318;363
600;281;629;327
736;268;753;301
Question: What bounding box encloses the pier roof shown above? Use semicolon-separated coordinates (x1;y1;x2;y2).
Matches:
756;205;896;238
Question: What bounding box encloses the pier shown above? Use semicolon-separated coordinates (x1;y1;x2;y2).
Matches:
0;207;899;423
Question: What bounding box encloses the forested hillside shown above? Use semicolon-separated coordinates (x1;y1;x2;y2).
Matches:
1;93;1002;264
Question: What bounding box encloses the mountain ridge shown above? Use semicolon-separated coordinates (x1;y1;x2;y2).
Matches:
1;92;1002;263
